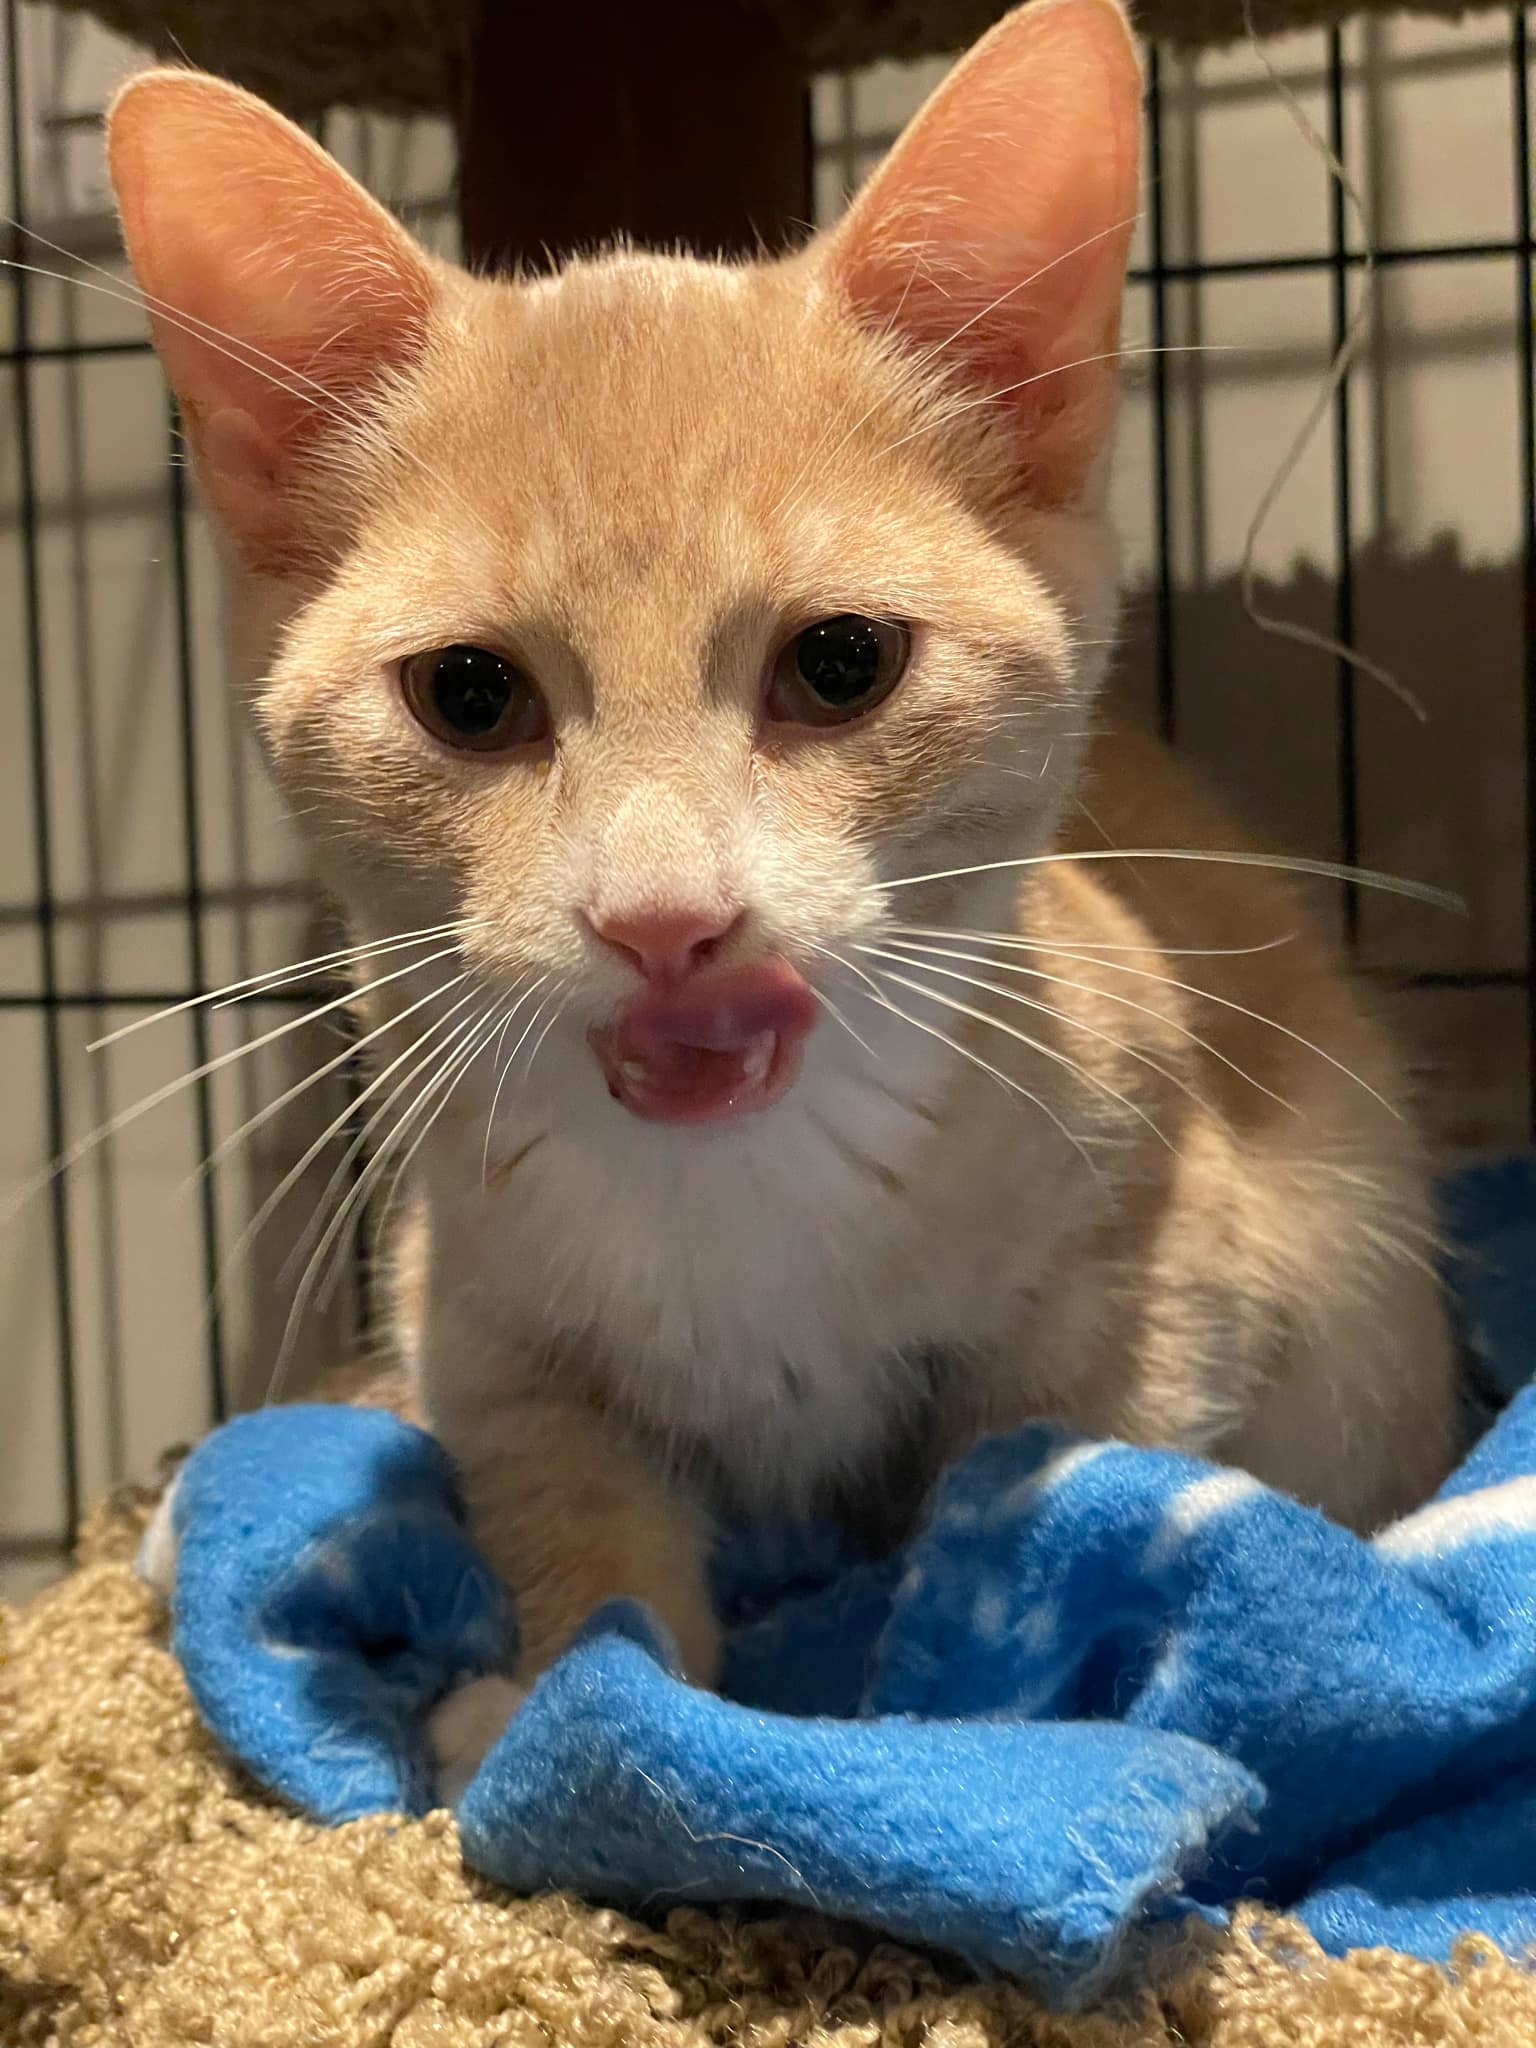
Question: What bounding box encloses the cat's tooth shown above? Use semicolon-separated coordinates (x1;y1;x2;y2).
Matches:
742;1034;773;1085
620;1058;649;1083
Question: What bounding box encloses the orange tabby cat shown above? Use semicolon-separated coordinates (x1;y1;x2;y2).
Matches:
111;0;1455;1795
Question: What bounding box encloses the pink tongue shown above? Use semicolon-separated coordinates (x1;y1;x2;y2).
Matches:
621;961;819;1055
595;962;817;1118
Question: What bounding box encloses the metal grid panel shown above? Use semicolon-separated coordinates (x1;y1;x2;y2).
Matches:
0;2;460;1593
2;3;1533;1594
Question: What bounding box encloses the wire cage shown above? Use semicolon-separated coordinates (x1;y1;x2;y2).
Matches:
1;0;1533;1600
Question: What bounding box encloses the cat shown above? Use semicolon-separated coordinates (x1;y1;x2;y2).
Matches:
109;0;1456;1797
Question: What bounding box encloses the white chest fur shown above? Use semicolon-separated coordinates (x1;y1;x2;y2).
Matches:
412;1008;973;1511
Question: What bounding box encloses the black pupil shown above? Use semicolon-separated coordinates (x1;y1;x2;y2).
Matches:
433;645;513;735
795;615;883;706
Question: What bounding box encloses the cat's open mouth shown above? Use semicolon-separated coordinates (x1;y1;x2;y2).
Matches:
591;961;819;1124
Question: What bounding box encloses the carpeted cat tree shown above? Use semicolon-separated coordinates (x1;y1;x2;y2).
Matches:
47;0;1506;271
5;1;1529;2043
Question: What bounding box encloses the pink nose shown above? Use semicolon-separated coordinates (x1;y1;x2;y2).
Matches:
585;905;745;984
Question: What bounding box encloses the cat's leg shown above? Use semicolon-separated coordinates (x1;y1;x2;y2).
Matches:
989;1119;1458;1531
1122;1120;1458;1530
450;1389;721;1682
425;1388;720;1797
1213;1246;1457;1531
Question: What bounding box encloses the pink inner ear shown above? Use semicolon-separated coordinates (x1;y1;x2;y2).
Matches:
108;72;438;567
827;0;1143;503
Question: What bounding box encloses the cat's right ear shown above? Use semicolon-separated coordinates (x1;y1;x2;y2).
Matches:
816;0;1142;509
108;71;440;574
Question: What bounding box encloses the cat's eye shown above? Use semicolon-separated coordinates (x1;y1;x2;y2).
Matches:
767;615;911;727
400;644;549;753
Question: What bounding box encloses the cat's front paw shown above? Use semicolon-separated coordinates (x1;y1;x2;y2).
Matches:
428;1671;528;1806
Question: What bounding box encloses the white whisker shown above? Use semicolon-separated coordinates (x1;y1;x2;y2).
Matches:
868;938;1225;1126
906;214;1147;371
203;979;483;1350
284;993;500;1295
860;951;1179;1152
802;935;895;1011
2;224;509;554
804;942;955;1121
519;986;568;1090
1;254;323;412
187;968;476;1191
890;922;1299;961
891;923;1383;1108
882;846;1461;912
480;975;555;1186
813;984;882;1064
1041;949;1403;1117
992;742;1057;782
847;971;1099;1176
264;997;504;1403
86;918;473;1052
908;934;1396;1115
364;1001;514;1281
881;932;1293;1115
248;983;485;1283
0;939;466;1236
314;998;516;1318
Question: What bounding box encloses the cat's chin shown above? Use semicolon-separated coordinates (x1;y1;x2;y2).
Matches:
589;960;818;1126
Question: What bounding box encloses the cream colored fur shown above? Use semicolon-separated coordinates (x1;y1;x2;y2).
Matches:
107;0;1456;1789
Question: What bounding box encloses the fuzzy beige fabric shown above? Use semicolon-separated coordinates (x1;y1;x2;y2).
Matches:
2;1483;1534;2047
54;0;1501;121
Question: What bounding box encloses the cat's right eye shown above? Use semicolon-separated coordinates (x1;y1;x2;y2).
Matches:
400;644;549;754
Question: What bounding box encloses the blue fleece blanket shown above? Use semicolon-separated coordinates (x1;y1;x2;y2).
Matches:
148;1156;1536;2008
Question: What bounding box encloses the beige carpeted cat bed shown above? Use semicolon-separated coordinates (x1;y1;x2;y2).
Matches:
3;1483;1534;2048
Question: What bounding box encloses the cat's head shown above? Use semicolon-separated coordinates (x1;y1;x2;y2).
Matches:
108;0;1140;1136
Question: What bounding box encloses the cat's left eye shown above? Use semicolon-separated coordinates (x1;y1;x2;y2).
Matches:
400;644;549;754
766;615;911;728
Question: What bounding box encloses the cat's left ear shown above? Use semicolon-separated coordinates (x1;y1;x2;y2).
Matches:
818;0;1142;507
108;70;442;574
